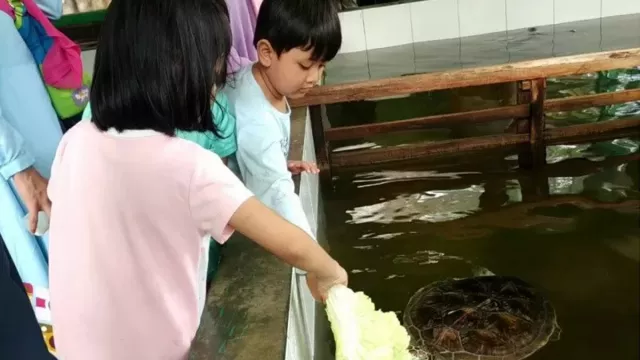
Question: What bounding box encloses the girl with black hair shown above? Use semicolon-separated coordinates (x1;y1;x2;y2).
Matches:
46;1;347;359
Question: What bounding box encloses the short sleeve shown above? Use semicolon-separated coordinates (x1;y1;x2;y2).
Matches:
189;150;253;244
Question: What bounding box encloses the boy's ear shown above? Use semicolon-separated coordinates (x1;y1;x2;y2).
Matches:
256;39;274;67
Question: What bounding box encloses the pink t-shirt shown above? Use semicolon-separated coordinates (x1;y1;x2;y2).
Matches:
47;121;253;360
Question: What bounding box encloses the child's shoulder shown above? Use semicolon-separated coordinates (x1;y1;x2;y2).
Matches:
222;65;263;106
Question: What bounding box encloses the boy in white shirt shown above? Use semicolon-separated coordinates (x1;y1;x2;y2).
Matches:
224;0;341;239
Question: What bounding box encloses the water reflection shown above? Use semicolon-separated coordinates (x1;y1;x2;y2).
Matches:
320;70;639;360
322;148;639;359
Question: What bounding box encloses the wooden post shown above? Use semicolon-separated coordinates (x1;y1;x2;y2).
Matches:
308;104;332;186
516;78;547;169
516;80;533;168
529;78;547;168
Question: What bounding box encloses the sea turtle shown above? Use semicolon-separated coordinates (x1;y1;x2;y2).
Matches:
403;274;560;360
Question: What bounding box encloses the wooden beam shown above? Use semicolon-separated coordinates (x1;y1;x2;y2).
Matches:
320;87;640;143
545;88;640;112
332;133;530;168
330;116;639;168
290;48;640;107
324;104;529;141
545;116;640;145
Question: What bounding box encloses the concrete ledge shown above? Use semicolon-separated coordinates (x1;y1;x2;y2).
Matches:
189;107;314;360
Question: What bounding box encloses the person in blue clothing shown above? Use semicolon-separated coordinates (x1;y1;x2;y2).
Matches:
223;0;340;244
0;0;65;357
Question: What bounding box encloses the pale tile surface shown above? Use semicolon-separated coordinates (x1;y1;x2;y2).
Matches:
411;0;460;42
506;0;554;30
458;0;507;37
554;0;601;24
363;3;414;50
338;10;367;53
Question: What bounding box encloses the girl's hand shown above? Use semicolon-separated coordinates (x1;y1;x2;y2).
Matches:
287;160;319;175
306;261;348;302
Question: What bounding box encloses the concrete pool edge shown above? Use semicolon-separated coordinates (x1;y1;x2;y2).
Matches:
189;107;319;360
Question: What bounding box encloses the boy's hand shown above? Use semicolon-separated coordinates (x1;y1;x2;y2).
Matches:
306;261;348;303
287;160;319;175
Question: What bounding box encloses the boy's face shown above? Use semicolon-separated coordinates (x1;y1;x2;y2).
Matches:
257;41;325;99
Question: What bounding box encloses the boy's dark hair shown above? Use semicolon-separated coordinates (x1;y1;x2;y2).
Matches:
254;0;342;63
90;0;231;136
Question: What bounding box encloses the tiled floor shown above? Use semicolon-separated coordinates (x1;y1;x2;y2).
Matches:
325;14;640;85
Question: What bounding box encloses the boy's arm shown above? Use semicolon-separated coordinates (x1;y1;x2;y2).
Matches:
235;123;314;239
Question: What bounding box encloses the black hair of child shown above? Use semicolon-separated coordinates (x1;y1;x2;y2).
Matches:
254;0;342;63
90;0;231;136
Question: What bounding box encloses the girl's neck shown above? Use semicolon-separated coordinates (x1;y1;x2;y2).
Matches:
252;64;287;112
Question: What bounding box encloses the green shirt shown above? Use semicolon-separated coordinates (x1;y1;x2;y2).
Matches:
81;93;237;158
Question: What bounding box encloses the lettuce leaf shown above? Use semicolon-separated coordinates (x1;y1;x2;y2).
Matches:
326;285;414;360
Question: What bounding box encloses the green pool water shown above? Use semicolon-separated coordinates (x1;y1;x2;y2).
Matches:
316;66;639;359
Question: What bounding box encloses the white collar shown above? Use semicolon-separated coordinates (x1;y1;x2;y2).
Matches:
105;128;160;138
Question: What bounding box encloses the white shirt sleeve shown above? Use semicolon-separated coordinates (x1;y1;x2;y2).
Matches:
235;120;314;240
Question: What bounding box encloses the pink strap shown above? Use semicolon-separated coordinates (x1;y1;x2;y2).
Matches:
22;0;83;89
0;0;14;17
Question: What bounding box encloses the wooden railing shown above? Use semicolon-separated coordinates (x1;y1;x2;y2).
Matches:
290;48;640;174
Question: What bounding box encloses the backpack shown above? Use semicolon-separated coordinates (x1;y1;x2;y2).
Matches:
0;0;91;120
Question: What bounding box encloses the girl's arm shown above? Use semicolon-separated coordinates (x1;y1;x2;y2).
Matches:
229;196;340;278
189;151;347;300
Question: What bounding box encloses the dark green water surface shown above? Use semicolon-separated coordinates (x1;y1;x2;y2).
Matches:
317;66;639;359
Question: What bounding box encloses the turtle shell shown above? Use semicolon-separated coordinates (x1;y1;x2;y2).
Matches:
403;276;560;360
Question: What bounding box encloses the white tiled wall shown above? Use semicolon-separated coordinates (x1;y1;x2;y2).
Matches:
411;0;460;43
554;0;601;23
338;10;367;53
337;0;640;54
458;0;507;37
506;0;554;31
363;3;414;50
602;0;640;17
